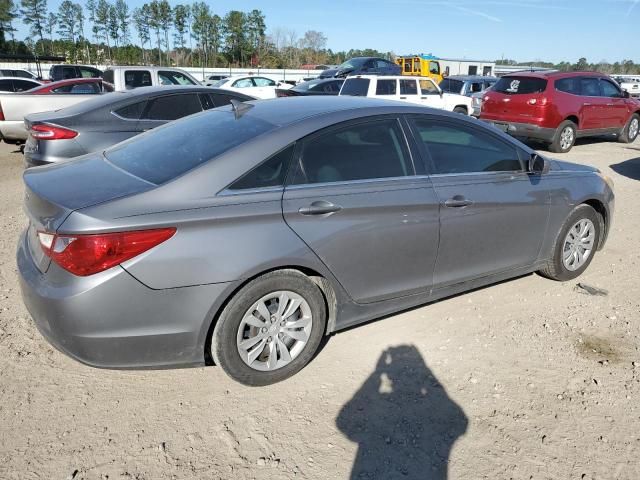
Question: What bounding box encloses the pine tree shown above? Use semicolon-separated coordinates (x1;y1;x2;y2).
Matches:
19;0;47;53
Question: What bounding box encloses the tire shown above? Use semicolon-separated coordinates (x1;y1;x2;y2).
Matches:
618;113;639;144
211;269;326;386
549;120;576;153
453;106;468;115
538;204;601;282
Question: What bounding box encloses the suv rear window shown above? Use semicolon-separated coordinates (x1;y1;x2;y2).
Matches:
493;76;547;94
105;109;275;185
340;78;370;96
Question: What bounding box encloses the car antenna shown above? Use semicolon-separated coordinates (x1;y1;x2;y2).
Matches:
230;99;254;119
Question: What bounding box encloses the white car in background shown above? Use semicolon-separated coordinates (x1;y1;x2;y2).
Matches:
211;75;291;99
339;75;473;115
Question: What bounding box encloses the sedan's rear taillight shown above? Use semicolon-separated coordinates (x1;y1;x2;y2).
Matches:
0;103;4;121
37;228;176;276
29;123;78;140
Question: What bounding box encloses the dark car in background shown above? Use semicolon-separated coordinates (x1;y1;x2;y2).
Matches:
439;75;497;97
318;57;400;79
23;86;254;167
481;71;640;152
18;96;614;386
49;64;103;82
276;78;344;97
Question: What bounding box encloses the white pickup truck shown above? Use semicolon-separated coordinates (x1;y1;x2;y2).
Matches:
102;66;200;91
339;75;473;115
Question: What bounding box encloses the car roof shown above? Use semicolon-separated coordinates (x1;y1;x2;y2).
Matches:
105;66;191;73
346;75;434;81
0;77;40;82
444;75;497;82
501;70;608;80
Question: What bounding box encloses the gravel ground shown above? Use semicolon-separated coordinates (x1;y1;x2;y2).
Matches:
0;138;639;480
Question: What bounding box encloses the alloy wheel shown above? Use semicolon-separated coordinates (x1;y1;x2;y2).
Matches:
629;117;639;141
236;291;313;371
562;219;595;271
560;126;574;151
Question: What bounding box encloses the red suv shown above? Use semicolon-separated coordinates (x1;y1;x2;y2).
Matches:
480;71;640;152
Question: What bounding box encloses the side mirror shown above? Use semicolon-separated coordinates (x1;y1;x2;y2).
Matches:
528;153;549;174
623;90;630;98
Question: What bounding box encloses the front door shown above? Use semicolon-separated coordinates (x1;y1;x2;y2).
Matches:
282;117;440;304
599;78;630;129
399;78;422;105
408;116;550;289
418;78;445;109
578;76;606;130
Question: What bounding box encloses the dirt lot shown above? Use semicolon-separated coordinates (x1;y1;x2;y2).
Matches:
0;138;639;480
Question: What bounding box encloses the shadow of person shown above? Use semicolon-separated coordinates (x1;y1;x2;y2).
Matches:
336;345;467;479
610;157;640;181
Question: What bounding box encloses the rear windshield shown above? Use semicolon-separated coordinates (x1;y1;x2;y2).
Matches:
493;76;548;94
340;78;370;96
105;108;275;185
439;78;464;93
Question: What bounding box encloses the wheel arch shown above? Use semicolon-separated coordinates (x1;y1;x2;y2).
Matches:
202;265;339;365
581;198;608;250
565;115;579;127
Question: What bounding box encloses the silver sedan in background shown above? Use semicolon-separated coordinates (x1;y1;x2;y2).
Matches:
18;97;614;385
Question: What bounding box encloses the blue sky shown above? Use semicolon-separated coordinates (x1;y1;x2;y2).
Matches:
15;0;640;63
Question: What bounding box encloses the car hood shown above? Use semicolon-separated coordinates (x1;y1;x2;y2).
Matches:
549;159;599;174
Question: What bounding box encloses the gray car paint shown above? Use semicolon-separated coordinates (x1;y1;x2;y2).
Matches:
23;86;254;167
18;96;615;369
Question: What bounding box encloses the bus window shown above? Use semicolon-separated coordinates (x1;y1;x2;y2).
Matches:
404;60;412;73
413;58;421;73
429;62;440;75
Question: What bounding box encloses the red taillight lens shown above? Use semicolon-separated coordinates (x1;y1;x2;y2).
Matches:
38;228;176;276
0;103;5;121
29;123;78;140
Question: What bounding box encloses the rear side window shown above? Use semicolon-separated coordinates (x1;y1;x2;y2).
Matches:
493;76;547;94
114;101;147;120
555;77;580;95
376;79;397;95
290;119;411;184
579;77;600;97
103;69;114;84
13;80;37;91
79;67;100;78
0;79;13;92
229;145;294;190
125;70;152;89
105;109;275;185
400;79;418;95
340;78;370;96
62;67;77;79
411;119;521;174
439;78;464;94
143;94;202;120
158;70;196;85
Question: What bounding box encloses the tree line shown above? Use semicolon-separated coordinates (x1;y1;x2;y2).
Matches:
497;57;640;76
0;0;391;68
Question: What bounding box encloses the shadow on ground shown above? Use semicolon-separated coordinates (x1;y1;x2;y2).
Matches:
610;157;640;181
336;345;467;479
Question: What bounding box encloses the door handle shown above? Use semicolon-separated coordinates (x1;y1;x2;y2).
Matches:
298;200;342;216
400;96;407;99
444;195;473;208
421;96;427;99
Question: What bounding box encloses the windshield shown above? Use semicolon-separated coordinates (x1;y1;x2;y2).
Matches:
439;78;464;94
340;78;370;96
493;76;548;94
105;108;275;185
338;58;366;70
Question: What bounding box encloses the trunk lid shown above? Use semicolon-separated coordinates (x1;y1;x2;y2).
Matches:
23;153;154;272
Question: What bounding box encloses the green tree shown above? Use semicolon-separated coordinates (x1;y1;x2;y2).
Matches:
57;0;78;43
107;3;118;49
94;0;111;59
133;4;151;63
223;10;247;65
19;0;47;52
173;3;188;51
0;0;18;46
190;1;210;66
115;0;128;45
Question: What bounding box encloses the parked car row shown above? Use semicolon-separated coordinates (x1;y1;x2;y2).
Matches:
480;71;640;152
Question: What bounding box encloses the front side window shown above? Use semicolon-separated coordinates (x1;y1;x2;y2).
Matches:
419;79;439;94
79;67;100;78
400;79;418;95
429;62;440;75
600;79;622;98
229;145;294;190
290;119;411;185
376;79;397;95
411;119;521;174
253;77;276;87
340;78;370;96
158;71;196;85
143;94;203;121
62;67;76;79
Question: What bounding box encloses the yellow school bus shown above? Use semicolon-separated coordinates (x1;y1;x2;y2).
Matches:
396;55;443;83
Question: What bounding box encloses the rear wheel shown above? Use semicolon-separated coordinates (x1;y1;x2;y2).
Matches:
618;114;639;143
211;270;326;386
538;204;601;281
549;120;576;153
453;106;468;115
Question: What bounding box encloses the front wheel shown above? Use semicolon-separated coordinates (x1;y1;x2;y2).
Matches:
538;204;601;281
211;270;327;386
618;114;639;144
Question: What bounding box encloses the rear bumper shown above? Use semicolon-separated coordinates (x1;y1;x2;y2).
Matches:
482;120;556;142
17;230;232;369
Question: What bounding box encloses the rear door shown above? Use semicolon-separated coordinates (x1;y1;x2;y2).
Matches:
407;115;550;289
399;78;422;105
282;116;440;303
